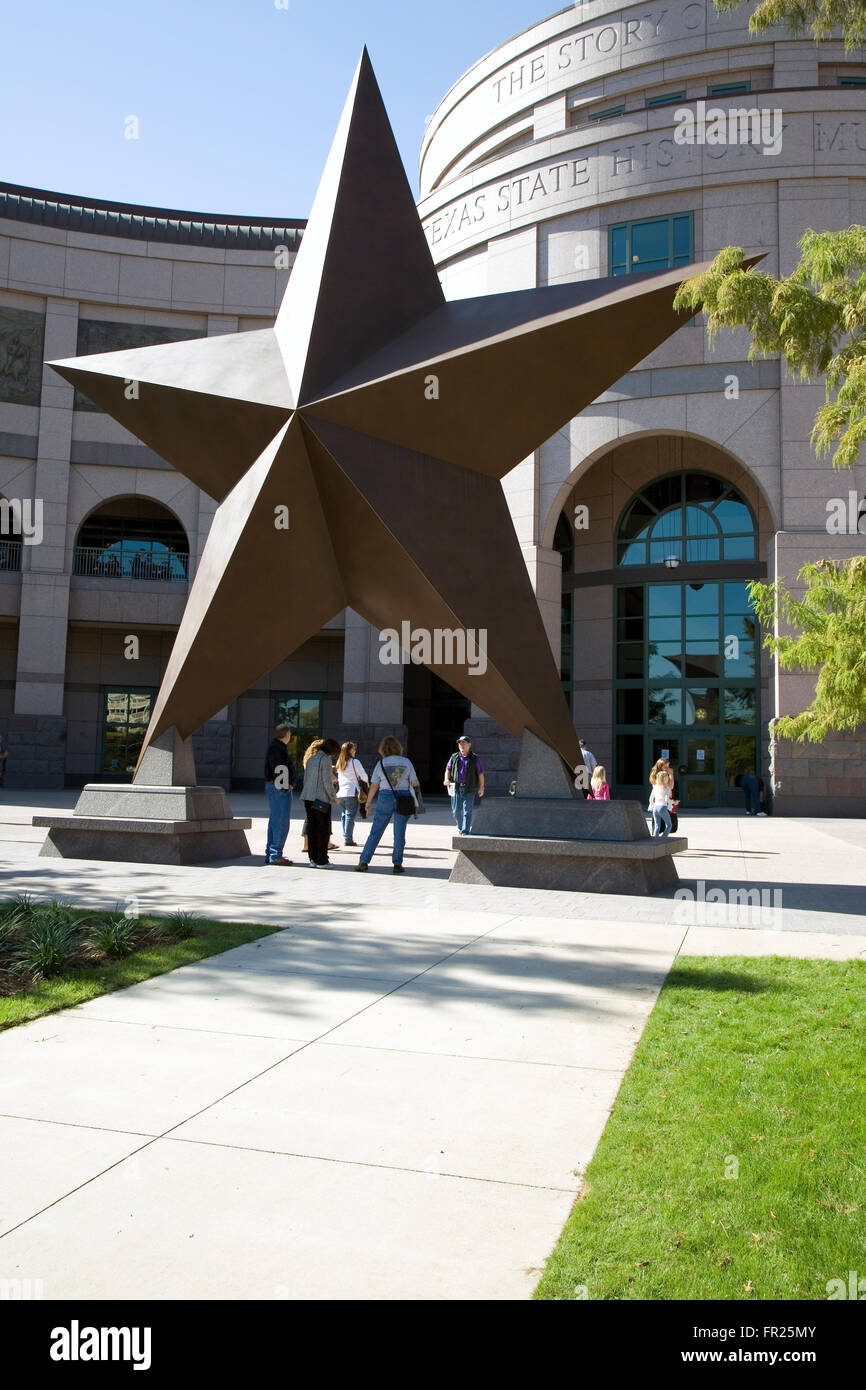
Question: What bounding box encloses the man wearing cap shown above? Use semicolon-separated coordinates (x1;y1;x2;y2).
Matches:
444;735;485;834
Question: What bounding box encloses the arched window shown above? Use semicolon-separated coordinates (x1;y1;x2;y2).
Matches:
74;498;189;580
616;473;756;568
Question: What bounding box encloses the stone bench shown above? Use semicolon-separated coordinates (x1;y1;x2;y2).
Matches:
450;831;688;894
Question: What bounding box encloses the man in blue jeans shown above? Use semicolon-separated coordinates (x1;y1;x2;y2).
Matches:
264;722;295;864
444;735;485;834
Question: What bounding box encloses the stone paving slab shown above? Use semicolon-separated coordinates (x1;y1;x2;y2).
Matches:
0;1137;572;1301
0;1116;147;1239
0;1015;300;1132
71;964;404;1042
173;1041;623;1189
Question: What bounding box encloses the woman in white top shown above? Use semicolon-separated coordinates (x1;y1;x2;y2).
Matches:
335;741;368;847
649;769;674;838
356;735;420;875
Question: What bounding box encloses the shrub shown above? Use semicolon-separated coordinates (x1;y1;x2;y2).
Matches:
161;909;199;941
10;903;80;979
86;911;141;959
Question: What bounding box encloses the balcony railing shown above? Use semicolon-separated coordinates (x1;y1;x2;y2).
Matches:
0;540;22;572
73;545;190;582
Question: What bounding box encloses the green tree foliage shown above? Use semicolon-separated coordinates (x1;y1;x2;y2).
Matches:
748;557;866;740
713;0;866;47
674;229;866;469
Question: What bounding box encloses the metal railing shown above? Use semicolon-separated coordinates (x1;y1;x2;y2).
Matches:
73;546;190;581
0;540;22;572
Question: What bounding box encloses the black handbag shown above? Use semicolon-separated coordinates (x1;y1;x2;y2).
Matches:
395;793;415;817
312;798;331;814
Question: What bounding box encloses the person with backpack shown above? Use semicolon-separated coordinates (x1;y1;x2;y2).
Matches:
443;734;485;834
356;736;420;874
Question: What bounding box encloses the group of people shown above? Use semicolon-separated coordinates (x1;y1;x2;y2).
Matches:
264;726;424;873
264;727;497;871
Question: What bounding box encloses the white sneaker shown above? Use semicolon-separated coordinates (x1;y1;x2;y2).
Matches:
757;811;768;817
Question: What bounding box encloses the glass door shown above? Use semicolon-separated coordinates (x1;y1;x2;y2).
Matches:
102;689;155;777
680;735;718;806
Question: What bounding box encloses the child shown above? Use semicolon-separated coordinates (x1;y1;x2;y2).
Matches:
649;768;673;838
590;765;610;800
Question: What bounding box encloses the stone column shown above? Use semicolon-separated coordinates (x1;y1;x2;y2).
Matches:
8;296;78;787
337;607;406;770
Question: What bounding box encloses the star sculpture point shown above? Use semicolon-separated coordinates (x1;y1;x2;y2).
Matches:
50;51;712;774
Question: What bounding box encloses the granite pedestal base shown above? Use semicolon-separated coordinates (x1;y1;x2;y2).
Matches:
35;785;252;865
447;730;685;895
33;728;252;865
450;830;687;894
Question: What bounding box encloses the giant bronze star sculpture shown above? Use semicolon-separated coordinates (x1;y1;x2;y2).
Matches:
51;51;712;775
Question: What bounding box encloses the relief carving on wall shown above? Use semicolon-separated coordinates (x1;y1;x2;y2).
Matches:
0;307;46;406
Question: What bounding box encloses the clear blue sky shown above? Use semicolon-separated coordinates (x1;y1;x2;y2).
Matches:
2;0;554;216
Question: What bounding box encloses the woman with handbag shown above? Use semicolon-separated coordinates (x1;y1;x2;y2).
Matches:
335;741;369;846
356;736;420;875
301;737;341;867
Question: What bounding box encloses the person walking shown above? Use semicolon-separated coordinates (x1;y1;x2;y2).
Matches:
589;764;610;800
579;739;597;773
301;737;340;867
335;741;368;846
649;768;674;838
443;735;485;834
356;736;420;874
263;722;294;866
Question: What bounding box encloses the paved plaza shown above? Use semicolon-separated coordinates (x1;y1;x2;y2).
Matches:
0;793;864;1299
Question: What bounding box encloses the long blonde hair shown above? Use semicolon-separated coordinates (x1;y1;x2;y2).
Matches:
649;758;671;786
336;741;356;772
303;737;323;768
591;765;606;785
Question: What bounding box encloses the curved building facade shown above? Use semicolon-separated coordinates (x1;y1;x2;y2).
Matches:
418;2;866;814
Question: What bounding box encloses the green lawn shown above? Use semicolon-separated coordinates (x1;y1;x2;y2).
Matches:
0;916;281;1031
535;955;866;1301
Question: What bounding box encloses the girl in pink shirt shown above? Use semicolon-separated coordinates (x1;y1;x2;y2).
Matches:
590;765;610;800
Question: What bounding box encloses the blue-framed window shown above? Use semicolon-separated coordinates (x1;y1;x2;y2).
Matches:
708;81;752;96
646;90;686;108
609;213;694;276
615;472;757;568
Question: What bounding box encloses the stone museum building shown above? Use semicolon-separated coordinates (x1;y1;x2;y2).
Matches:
1;1;865;813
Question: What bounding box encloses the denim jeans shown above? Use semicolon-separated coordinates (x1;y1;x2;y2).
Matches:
652;806;671;838
450;786;476;834
741;774;761;815
339;794;359;842
360;789;408;865
265;782;292;861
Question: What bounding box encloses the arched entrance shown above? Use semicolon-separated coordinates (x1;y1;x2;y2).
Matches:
551;436;772;808
613;472;760;806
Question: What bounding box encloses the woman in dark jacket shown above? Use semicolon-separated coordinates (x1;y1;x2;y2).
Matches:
301;738;340;866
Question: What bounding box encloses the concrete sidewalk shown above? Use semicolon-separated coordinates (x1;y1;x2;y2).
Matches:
0;795;864;1299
